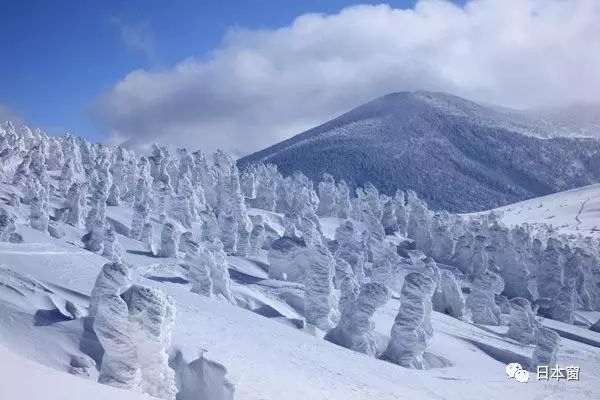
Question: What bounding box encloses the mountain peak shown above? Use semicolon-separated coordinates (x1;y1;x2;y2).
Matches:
240;93;600;212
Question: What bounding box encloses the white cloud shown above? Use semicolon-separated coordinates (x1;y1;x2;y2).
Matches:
111;17;156;62
92;0;600;155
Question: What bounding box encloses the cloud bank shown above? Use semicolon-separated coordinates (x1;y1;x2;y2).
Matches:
92;0;600;155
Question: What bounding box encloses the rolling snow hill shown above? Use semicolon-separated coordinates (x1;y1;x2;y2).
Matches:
239;91;600;212
1;182;600;400
479;183;600;237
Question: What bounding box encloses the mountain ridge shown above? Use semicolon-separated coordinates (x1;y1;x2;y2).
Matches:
239;91;600;212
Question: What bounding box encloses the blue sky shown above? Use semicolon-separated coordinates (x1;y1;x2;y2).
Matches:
0;0;423;139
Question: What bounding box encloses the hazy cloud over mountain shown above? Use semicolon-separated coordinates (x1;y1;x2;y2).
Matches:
91;0;600;154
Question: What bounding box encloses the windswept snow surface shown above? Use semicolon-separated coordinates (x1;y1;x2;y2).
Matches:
0;345;157;400
1;181;600;400
479;183;600;237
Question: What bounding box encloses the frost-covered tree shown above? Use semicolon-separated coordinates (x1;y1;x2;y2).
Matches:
84;218;105;253
336;180;351;219
334;221;366;284
106;183;120;206
200;210;220;242
334;258;359;311
204;236;234;303
253;166;278;212
325;282;388;356
381;272;436;368
406;191;433;254
507;297;537;344
249;216;266;256
452;232;474;275
369;232;395;286
130;202;149;241
122;285;177;400
89;262;132;319
158;222;179;258
537;238;565;300
94;294;141;390
59;159;75;195
219;214;238;254
305;244;339;330
102;227;122;262
140;222;154;252
380;196;396;235
170;194;193;229
393;190;409;236
179;231;195;253
430;212;455;265
240;169;257;200
29;196;49;232
471;235;490;277
551;280;576;324
432;270;469;321
530;327;560;371
466;270;504;325
0;207;17;242
65;183;86;227
317;173;338;217
184;241;214;298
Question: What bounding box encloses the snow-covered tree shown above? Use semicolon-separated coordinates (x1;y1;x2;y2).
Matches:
430;212;455;264
317;173;338;217
380;195;397;235
537;238;565;300
130;202;150;241
0;207;17;242
185;241;214;298
94;294;141;390
106;183;120;206
204;236;234;303
102;227;122;262
325;282;388;356
89;262;132;320
336;180;351;219
29;196;49;232
305;244;339;330
249;216;266;256
432;270;469;321
381;272;436;368
466;270;504;325
140;222;154;253
218;213;237;254
507;297;537;344
334;221;366;284
65;183;86;227
84;218;105;253
551;280;576;324
158;222;179;258
122;285;177;400
393;190;409;236
530;327;560;371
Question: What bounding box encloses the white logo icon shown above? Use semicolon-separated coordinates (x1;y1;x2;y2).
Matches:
506;363;522;379
514;369;530;383
505;363;528;383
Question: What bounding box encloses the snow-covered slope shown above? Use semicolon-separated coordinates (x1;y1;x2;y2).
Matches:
1;183;600;400
0;345;156;400
239;91;600;212
2;123;600;400
481;183;600;237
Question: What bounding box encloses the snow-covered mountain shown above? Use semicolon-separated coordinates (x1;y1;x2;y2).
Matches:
239;91;600;212
1;123;600;400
